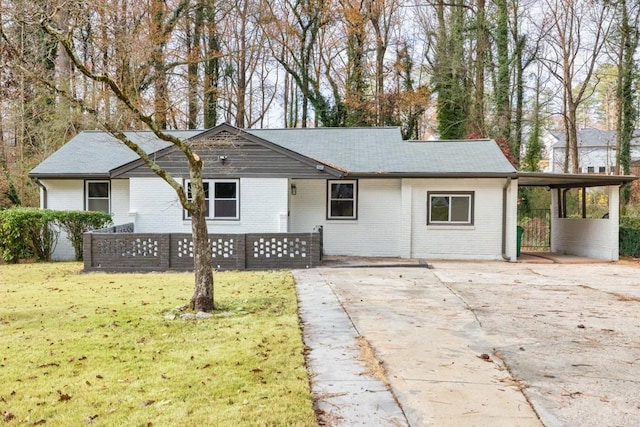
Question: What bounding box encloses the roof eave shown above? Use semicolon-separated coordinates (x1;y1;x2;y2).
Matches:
343;171;518;179
29;173;112;179
517;172;637;188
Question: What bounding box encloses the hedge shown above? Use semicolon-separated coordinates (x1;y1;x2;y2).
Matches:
620;227;640;257
620;216;640;257
0;208;55;263
0;208;112;263
57;210;113;260
620;216;640;229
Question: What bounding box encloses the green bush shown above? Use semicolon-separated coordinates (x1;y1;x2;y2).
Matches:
57;211;112;260
620;227;640;257
0;208;59;263
620;216;640;229
0;210;30;262
0;208;112;263
620;216;640;257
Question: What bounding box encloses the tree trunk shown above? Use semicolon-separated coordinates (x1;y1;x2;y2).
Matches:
190;199;214;312
513;36;525;166
151;0;168;129
235;0;248;128
368;0;390;126
55;6;72;99
434;0;468;139
615;32;624;175
567;98;579;173
495;0;510;142
203;19;220;128
283;69;290;127
187;2;204;129
201;1;220;128
344;0;368;126
472;0;486;136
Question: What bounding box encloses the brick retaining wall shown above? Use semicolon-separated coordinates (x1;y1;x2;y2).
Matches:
83;227;323;272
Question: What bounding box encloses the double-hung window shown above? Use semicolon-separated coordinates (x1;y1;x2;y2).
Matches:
186;179;239;220
327;180;357;220
427;192;474;225
86;181;110;213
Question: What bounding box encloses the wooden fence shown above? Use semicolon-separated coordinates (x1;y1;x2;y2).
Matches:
83;225;323;272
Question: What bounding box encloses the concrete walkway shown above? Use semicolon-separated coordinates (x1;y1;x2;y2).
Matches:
295;269;409;426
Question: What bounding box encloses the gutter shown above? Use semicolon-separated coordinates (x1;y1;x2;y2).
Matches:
502;175;517;261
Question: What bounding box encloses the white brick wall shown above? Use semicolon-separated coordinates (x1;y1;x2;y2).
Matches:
110;179;130;225
289;177;516;259
551;186;620;260
129;177;289;233
42;179;130;219
40;179;84;260
289;179;403;257
41;175;518;261
43;179;84;211
129;177;185;232
40;179;131;260
407;178;516;260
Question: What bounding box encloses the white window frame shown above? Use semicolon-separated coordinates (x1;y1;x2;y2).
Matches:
427;192;474;225
185;179;239;220
327;180;358;220
85;180;110;213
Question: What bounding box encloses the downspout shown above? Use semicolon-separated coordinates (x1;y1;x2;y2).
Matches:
502;175;514;261
33;178;47;209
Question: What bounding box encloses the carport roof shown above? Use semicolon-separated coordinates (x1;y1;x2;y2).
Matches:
517;172;637;188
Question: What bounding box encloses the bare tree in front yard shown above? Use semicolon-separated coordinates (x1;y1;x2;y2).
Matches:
0;1;215;311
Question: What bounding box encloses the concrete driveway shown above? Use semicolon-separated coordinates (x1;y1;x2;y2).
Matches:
296;260;640;426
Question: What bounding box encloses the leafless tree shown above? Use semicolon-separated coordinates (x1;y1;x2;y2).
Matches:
536;0;613;173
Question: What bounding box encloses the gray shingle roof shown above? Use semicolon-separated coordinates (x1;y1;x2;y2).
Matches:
30;126;516;178
29;130;202;178
550;128;640;148
248;128;516;175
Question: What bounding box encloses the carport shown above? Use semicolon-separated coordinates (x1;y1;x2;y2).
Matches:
516;172;636;261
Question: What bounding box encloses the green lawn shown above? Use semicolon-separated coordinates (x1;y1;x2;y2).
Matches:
0;263;316;426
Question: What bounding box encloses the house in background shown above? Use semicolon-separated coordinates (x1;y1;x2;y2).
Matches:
30;123;521;263
30;123;634;268
546;128;640;174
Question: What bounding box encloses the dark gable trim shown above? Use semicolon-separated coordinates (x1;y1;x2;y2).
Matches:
110;123;343;179
196;124;344;176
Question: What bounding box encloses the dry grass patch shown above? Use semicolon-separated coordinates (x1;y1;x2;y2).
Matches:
356;336;388;385
0;263;315;426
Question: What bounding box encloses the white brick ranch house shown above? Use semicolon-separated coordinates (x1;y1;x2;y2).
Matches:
30;123;634;266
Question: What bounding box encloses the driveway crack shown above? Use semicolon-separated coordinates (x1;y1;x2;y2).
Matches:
442;282;484;328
